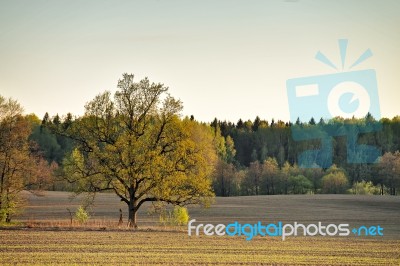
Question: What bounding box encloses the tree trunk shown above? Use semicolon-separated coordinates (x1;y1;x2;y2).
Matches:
4;188;10;223
126;185;138;228
127;188;138;229
127;204;138;228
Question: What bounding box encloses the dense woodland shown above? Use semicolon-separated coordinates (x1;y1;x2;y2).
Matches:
209;115;400;196
31;112;400;197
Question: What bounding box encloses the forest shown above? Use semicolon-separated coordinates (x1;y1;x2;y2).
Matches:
31;109;400;197
209;115;400;196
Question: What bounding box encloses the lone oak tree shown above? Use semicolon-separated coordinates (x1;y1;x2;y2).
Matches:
55;74;216;228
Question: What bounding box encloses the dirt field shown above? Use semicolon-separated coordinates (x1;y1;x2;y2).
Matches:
0;192;399;265
0;230;398;265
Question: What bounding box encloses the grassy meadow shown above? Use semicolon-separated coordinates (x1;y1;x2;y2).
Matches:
0;192;399;265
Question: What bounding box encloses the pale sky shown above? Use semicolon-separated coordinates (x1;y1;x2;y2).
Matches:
0;0;399;123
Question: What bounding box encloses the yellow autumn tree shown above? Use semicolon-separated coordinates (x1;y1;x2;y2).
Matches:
53;74;217;228
0;96;54;223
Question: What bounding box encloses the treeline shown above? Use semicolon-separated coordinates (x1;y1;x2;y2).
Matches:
26;113;400;196
209;115;400;196
29;113;74;166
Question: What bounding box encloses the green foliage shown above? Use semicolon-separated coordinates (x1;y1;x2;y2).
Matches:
62;148;92;191
172;206;190;225
302;167;324;194
0;198;17;223
29;112;74;166
349;180;380;195
225;136;236;164
212;125;227;160
288;175;312;194
75;206;90;224
159;206;190;226
29;126;62;163
210;116;400;195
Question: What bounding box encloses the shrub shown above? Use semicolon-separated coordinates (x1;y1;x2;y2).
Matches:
0;195;24;223
75;206;90;224
159;206;189;226
349;180;380;195
0;199;15;223
172;206;190;225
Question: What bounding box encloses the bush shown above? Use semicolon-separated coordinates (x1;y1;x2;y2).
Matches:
349;180;380;195
0;195;24;223
172;206;190;225
0;200;16;223
159;206;189;226
75;206;90;224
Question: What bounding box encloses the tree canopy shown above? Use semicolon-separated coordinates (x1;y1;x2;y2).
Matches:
51;74;217;227
0;96;54;222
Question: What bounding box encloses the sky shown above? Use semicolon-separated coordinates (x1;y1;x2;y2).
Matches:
0;0;399;123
